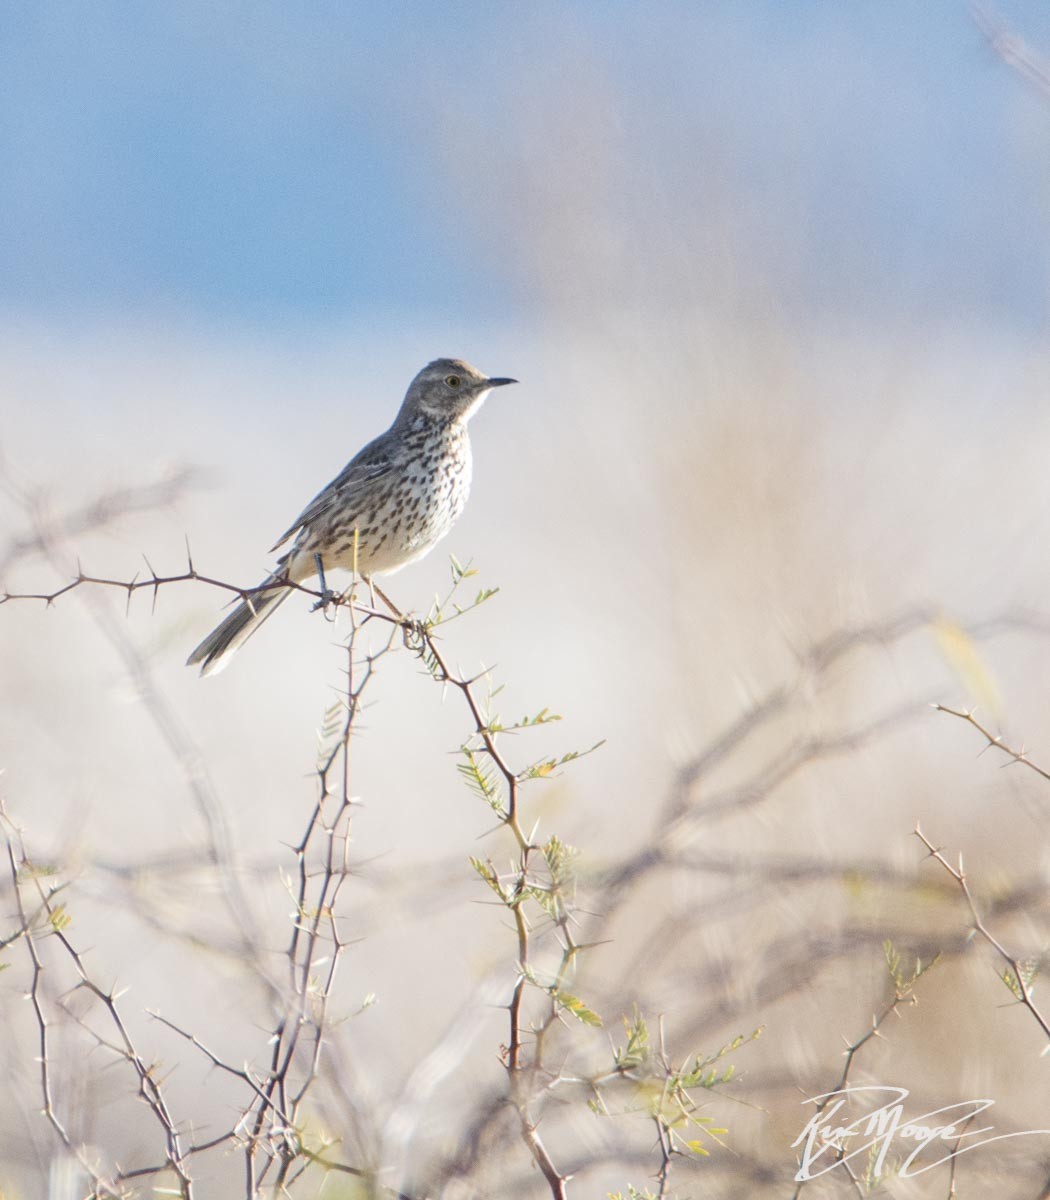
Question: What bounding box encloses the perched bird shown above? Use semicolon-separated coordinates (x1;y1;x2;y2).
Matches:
187;357;516;675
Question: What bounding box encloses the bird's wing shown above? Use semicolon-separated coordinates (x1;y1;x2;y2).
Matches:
269;440;394;552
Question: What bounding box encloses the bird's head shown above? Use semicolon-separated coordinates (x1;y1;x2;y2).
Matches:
402;358;517;425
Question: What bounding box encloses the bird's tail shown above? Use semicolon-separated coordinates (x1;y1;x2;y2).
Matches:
186;578;291;676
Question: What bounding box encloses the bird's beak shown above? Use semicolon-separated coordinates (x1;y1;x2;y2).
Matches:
485;377;518;388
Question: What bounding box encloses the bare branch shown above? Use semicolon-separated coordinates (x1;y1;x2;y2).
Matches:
934;703;1050;785
915;824;1050;1043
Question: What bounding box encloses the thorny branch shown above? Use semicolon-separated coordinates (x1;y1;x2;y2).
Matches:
934;703;1050;786
384;584;578;1199
241;593;401;1196
8;482;279;998
4;814;193;1199
0;462;205;576
914;825;1050;1044
790;943;939;1198
6;530;1050;1195
2;555;586;1196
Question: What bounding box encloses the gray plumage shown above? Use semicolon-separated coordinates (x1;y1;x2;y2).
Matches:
187;357;516;675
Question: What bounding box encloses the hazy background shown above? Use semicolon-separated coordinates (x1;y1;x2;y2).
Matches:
3;2;1050;1197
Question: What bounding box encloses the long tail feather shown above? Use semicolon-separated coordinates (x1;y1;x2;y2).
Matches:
186;580;290;676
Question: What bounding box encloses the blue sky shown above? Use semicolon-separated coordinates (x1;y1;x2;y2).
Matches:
2;1;1049;331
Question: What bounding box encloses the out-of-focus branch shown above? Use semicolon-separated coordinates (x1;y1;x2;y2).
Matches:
974;6;1050;101
669;606;1050;823
4;810;194;1199
7;479;283;1006
10;515;1050;1193
596;608;1046;914
667;607;941;820
687;699;930;823
0;462;207;574
431;603;1050;1194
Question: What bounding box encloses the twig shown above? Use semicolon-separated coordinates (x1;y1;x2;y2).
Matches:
915;824;1050;1043
4;817;193;1197
934;703;1050;785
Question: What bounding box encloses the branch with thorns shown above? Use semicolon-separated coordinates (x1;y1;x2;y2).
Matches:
914;824;1050;1045
934;703;1050;786
791;941;939;1198
1;555;597;1196
3;812;193;1199
9;504;1050;1195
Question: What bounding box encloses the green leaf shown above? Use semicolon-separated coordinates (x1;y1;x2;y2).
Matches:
49;905;72;932
449;554;478;583
615;1010;651;1070
457;749;504;813
543;835;578;888
469;857;506;900
520;740;606;781
553;990;603;1027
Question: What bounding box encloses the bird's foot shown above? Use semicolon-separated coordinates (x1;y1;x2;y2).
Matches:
400;612;429;650
310;588;339;614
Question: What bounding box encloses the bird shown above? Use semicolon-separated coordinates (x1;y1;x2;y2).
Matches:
187;357;516;676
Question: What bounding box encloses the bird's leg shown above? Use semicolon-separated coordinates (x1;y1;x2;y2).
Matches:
313;552;328;597
311;553;338;613
371;581;426;647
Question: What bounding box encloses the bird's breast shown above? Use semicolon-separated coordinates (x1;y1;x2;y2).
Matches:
315;426;473;577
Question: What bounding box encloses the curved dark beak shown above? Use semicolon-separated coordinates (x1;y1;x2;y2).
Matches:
486;377;518;388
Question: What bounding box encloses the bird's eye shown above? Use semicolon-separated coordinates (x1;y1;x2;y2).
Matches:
445;374;462;388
